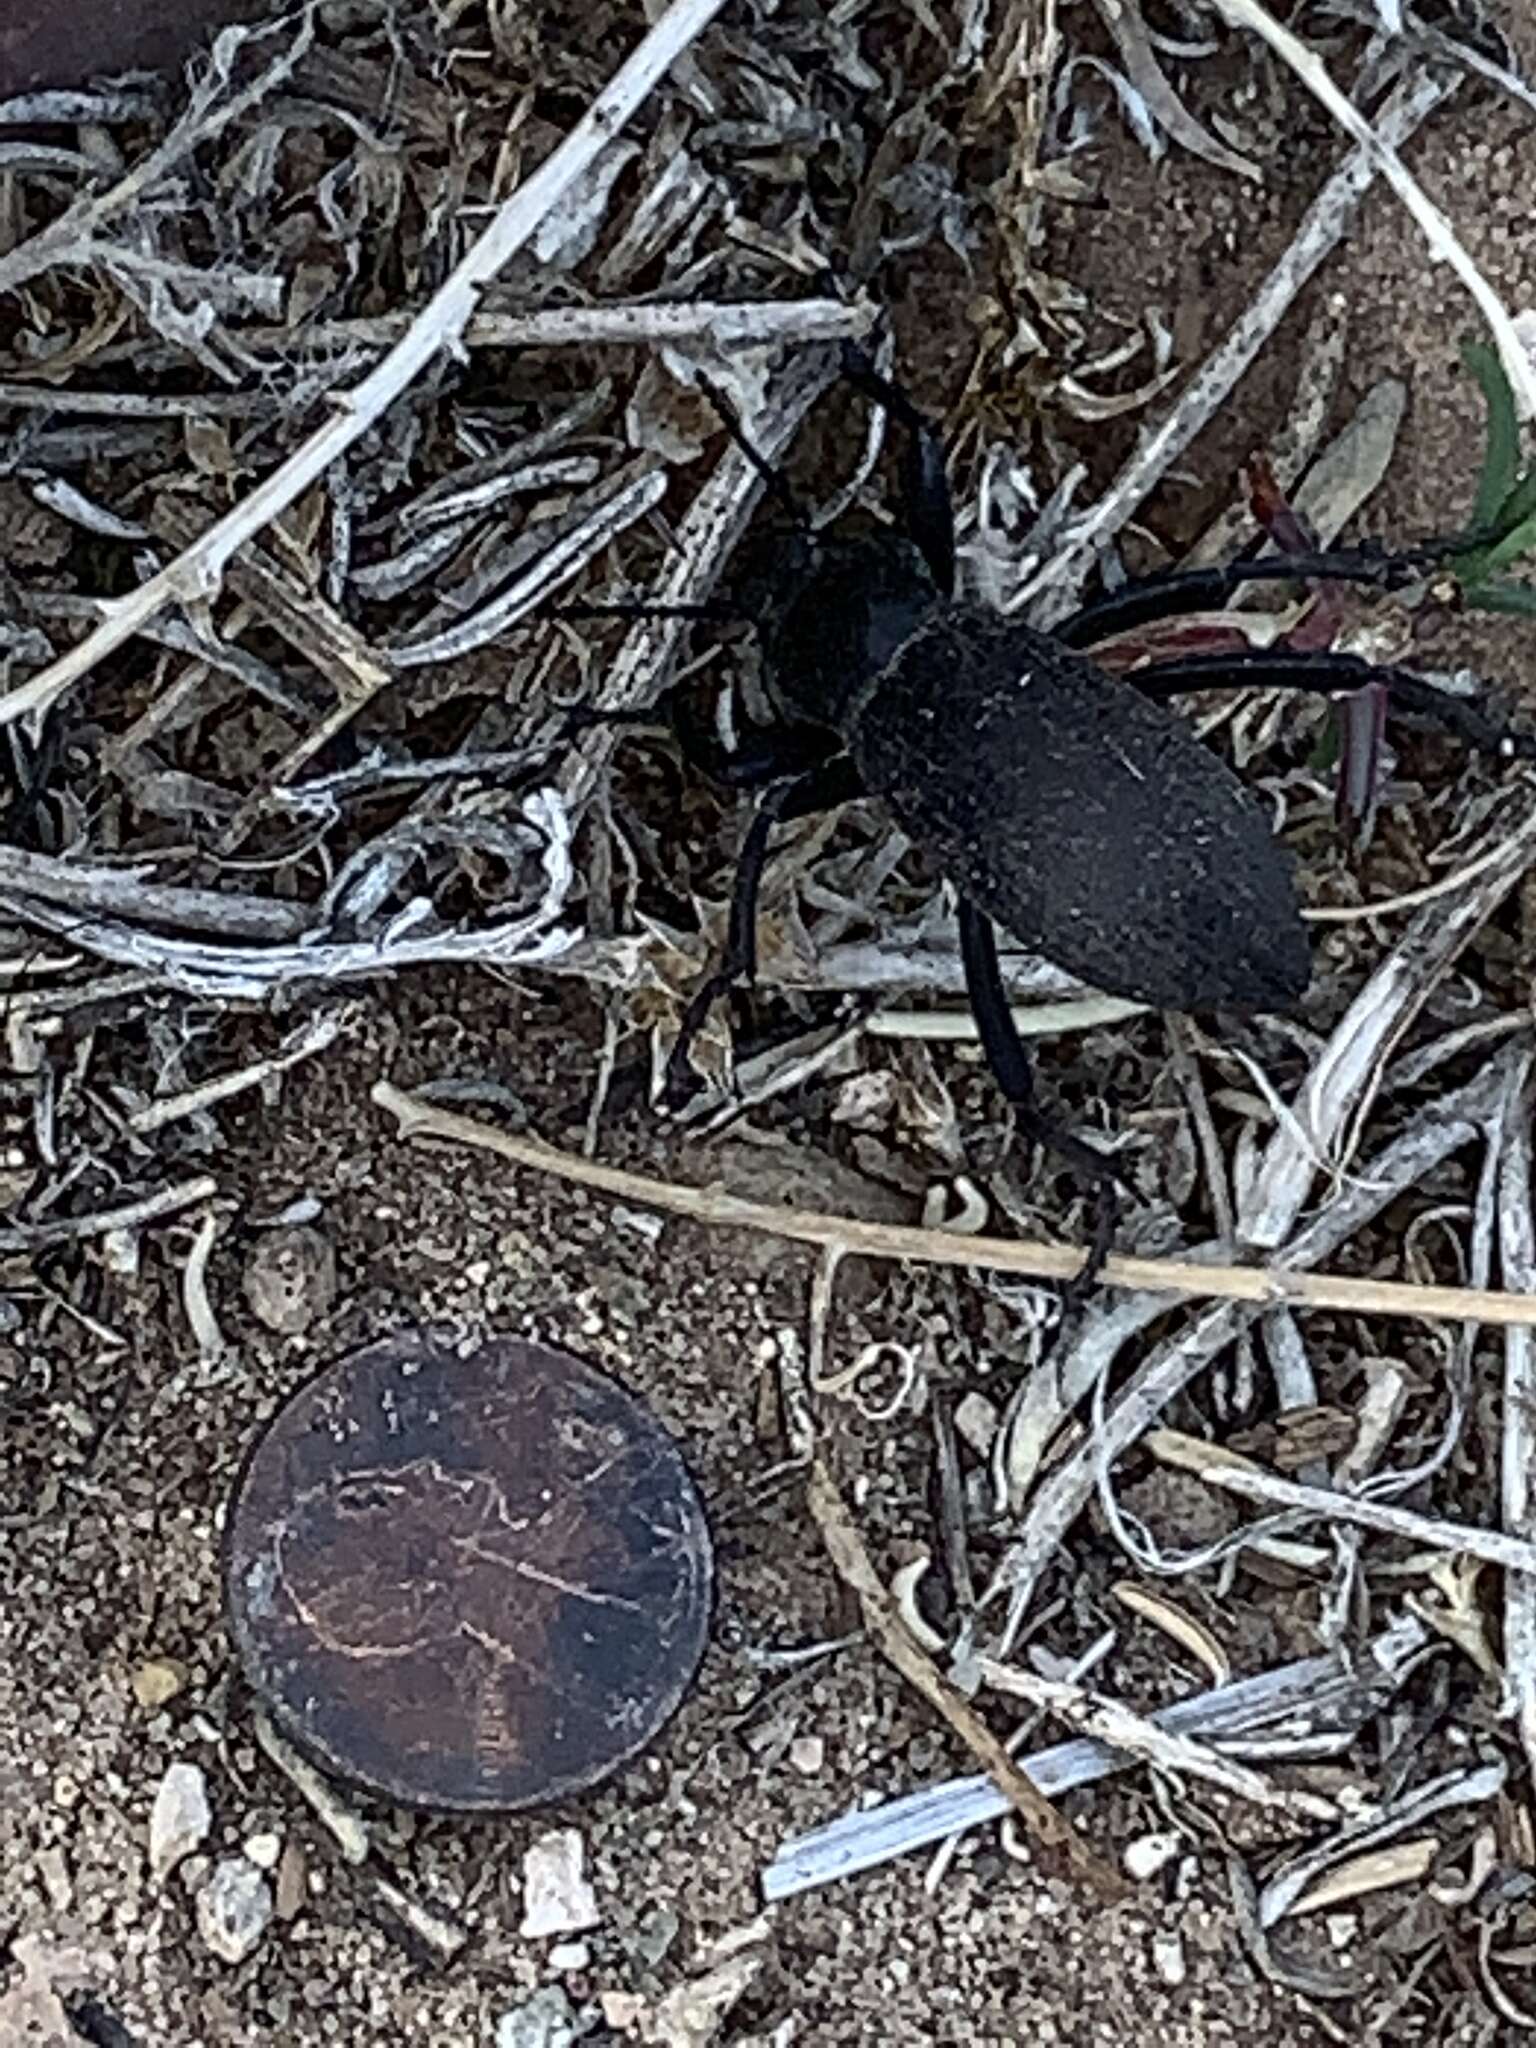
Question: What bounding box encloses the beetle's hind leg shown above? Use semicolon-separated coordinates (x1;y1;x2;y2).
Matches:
664;755;865;1108
958;901;1130;1304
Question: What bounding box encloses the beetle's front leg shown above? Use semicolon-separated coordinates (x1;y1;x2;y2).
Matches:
1123;647;1536;764
958;900;1131;1304
664;755;866;1107
560;686;837;790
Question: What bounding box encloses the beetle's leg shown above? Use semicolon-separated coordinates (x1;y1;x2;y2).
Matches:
958;900;1130;1303
1056;542;1472;649
1122;647;1536;763
664;755;865;1106
839;343;956;599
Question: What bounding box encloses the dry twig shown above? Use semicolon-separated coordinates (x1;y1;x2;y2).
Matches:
806;1459;1128;1901
0;0;738;728
372;1081;1536;1331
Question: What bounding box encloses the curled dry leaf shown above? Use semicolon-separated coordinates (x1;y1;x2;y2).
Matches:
1286;1839;1438;1919
1110;1582;1232;1688
1405;1557;1500;1684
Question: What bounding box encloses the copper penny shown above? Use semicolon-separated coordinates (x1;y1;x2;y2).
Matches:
224;1332;713;1812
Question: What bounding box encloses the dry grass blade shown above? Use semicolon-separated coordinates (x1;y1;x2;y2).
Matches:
1021;67;1449;615
973;1660;1337;1821
371;1081;1536;1330
1092;0;1260;181
1499;1053;1536;1775
0;1176;217;1251
0;0;735;729
1212;0;1536;420
806;1460;1128;1902
1242;785;1536;1248
979;1056;1518;1632
1147;1428;1536;1577
763;1620;1428;1899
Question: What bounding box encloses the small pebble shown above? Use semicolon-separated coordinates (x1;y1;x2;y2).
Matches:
495;1985;581;2048
149;1762;211;1882
601;1990;646;2030
132;1658;188;1711
631;1904;679;1968
520;1828;599;1939
34;1846;72;1913
243;1831;282;1871
547;1940;590;1972
1123;1831;1183;1882
953;1390;1000;1456
1327;1912;1359;1952
274;1839;308;1923
242;1225;336;1337
196;1857;273;1965
1151;1930;1187;1987
789;1736;825;1776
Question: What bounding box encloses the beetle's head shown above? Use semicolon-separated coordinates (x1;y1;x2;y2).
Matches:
731;519;942;736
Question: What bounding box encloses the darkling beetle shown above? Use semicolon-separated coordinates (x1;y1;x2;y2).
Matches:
573;344;1536;1293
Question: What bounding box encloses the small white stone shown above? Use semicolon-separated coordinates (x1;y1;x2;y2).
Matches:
789;1736;825;1777
1327;1912;1359;1952
496;1985;581;2048
196;1857;272;1964
546;1940;590;1972
953;1391;1000;1456
149;1762;211;1881
520;1828;600;1940
600;1990;646;2030
1123;1831;1182;1882
1151;1930;1187;1987
243;1831;282;1871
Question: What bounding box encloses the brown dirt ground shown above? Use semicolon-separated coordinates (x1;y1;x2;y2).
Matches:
5;9;1536;2047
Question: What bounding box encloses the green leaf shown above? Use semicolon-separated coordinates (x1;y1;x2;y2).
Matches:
1464;339;1522;531
1472;505;1536;580
1465;576;1536;618
1494;464;1536;541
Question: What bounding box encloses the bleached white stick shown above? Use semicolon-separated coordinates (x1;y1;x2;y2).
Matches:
0;0;733;730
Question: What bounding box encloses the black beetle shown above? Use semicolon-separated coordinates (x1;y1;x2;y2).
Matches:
578;344;1536;1288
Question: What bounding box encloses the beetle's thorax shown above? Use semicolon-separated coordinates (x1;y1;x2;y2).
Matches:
759;530;941;736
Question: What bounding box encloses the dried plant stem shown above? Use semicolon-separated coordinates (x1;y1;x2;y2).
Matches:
0;0;734;730
237;296;871;356
1022;67;1449;615
0;1176;218;1252
0;847;308;940
1148;1428;1536;1577
806;1459;1128;1901
1498;1054;1536;1775
1213;0;1536;419
128;1009;346;1135
973;1661;1336;1821
371;1081;1536;1331
983;1057;1515;1631
0;13;315;301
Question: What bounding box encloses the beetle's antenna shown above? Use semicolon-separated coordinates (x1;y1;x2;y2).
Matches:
694;373;808;532
550;598;750;626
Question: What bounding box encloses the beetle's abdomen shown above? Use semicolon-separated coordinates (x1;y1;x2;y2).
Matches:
849;607;1311;1013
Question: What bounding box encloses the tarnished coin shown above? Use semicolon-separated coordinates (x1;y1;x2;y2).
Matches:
224;1332;713;1812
